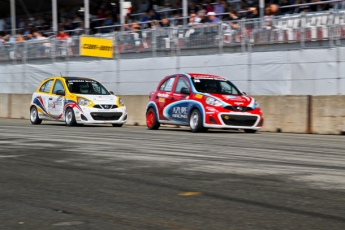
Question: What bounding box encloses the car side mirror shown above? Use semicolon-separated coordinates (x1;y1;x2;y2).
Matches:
180;87;190;95
110;91;114;95
56;90;65;96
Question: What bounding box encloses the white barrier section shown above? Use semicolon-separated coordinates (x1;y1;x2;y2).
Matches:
0;48;344;95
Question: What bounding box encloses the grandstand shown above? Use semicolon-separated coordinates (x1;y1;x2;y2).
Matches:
1;0;345;61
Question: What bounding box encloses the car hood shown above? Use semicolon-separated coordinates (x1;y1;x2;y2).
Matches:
207;94;255;107
78;94;117;104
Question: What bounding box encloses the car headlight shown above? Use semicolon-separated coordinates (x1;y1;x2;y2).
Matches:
205;97;222;106
254;100;260;108
77;97;91;106
118;97;125;106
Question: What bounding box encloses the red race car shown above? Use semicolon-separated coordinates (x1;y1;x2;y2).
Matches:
146;73;264;133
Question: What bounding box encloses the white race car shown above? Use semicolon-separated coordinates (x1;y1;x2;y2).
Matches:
30;76;127;126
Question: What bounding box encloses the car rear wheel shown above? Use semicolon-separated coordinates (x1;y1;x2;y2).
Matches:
189;109;204;133
65;108;76;126
244;129;257;133
146;108;160;130
30;106;42;125
112;124;123;127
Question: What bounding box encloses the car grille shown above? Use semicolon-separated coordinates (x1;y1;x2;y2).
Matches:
90;112;123;121
224;105;253;112
93;104;118;109
221;115;258;127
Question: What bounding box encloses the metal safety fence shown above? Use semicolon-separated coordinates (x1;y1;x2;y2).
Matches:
2;10;345;61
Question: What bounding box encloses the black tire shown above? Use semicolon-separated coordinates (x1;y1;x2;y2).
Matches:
189;109;204;133
146;108;160;130
65;107;76;126
244;129;257;133
112;124;123;127
30;106;42;125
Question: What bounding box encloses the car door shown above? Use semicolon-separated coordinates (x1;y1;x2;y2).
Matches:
165;75;192;124
48;79;66;120
156;76;177;121
35;79;54;120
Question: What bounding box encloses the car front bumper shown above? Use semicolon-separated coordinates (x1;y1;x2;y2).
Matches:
74;106;128;124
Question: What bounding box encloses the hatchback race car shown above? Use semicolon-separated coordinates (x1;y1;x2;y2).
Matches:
146;73;263;133
30;76;127;126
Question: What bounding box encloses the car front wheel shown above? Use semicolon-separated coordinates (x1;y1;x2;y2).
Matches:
30;106;42;125
65;107;76;126
189;109;204;133
146;108;160;130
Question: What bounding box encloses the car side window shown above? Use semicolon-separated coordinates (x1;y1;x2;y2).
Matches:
175;77;190;93
159;77;176;92
40;80;54;93
52;80;65;94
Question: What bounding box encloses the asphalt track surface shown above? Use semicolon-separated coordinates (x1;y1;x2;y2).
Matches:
0;119;345;230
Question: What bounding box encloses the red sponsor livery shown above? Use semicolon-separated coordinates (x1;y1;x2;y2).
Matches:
146;73;264;133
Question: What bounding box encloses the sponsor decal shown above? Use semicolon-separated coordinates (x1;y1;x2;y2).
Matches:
172;106;188;119
67;80;95;83
157;93;169;98
195;94;203;99
206;106;216;112
206;112;215;114
80;37;113;58
223;95;238;100
190;74;227;81
165;101;193;123
234;102;244;105
159;98;165;103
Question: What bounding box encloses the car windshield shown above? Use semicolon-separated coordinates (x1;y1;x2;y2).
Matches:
66;79;110;95
192;78;242;95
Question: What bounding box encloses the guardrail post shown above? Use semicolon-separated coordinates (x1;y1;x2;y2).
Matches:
152;28;157;57
240;19;246;53
301;12;306;49
329;10;334;48
218;23;223;54
51;38;56;63
114;32;119;60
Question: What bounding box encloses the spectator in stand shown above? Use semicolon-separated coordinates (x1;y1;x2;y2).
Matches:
16;34;25;43
63;19;74;31
0;35;4;44
188;2;198;14
197;5;206;16
26;33;34;41
214;0;225;15
223;10;239;29
123;24;131;31
150;20;160;29
246;6;259;19
161;18;170;27
188;13;202;25
57;31;69;39
205;3;214;14
141;9;160;28
18;18;26;29
206;12;220;23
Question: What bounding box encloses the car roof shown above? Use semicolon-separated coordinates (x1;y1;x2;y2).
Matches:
62;76;95;81
186;73;227;80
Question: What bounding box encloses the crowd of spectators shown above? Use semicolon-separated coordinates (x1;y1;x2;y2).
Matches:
0;0;343;43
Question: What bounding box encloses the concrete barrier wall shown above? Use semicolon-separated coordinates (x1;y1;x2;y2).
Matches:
1;94;345;135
